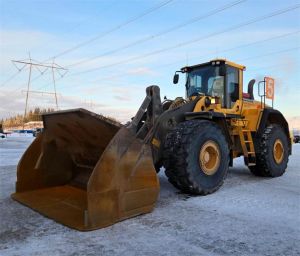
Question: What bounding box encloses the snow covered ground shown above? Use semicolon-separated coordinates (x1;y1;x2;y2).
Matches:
0;137;299;256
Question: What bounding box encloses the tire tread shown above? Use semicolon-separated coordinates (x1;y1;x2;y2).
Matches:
163;120;229;195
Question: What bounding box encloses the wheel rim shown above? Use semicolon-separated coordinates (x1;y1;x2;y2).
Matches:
199;140;220;175
273;139;284;164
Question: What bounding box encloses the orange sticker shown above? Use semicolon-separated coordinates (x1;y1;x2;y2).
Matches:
265;77;275;99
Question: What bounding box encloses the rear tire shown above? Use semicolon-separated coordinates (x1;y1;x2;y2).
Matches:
249;124;289;177
163;120;229;195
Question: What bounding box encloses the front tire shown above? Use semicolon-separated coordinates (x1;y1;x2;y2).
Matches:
163;120;229;195
249;124;289;177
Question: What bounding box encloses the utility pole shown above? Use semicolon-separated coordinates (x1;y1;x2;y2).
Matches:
12;55;67;128
52;64;59;109
24;59;32;120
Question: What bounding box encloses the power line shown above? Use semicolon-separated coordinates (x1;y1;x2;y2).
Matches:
59;47;300;104
11;60;67;70
83;31;298;85
0;71;24;88
247;62;296;72
101;30;300;83
0;58;33;88
10;0;174;87
4;3;300;96
61;0;119;35
2;59;68;97
54;41;300;93
4;46;299;112
67;0;246;68
4;58;68;106
49;0;175;60
0;0;148;89
10;58;67;126
156;29;300;71
28;24;300;94
238;46;300;62
28;0;244;90
0;58;54;88
36;29;300;92
71;4;300;76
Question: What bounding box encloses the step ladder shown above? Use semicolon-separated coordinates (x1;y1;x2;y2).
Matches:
238;128;256;166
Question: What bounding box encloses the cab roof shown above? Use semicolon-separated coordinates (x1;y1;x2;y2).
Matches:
181;59;246;72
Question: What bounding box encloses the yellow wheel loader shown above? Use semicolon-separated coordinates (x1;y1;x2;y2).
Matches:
12;59;291;230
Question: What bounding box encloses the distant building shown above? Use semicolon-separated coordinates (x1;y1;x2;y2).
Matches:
23;121;43;129
4;121;43;132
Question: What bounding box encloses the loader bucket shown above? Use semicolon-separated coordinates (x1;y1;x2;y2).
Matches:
11;107;160;231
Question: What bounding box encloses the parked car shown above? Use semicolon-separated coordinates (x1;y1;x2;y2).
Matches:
33;128;44;137
6;130;34;137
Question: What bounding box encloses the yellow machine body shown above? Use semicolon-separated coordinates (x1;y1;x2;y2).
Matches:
12;60;291;230
189;60;263;160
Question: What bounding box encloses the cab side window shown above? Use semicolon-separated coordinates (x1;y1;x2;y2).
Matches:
209;76;225;107
187;74;202;96
226;67;239;108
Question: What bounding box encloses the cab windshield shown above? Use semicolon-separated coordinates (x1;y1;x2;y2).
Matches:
185;64;240;108
186;65;224;100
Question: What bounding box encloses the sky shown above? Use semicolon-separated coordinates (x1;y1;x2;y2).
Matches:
0;0;299;123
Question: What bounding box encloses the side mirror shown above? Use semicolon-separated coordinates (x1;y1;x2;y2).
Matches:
173;74;179;84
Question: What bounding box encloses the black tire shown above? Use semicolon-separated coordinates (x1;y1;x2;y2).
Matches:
154;162;162;173
163;119;230;195
249;124;289;177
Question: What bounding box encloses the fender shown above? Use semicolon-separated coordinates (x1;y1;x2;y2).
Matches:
184;111;234;166
185;111;233;147
256;108;291;154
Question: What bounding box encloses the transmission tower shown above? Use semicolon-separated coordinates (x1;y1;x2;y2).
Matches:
11;54;67;126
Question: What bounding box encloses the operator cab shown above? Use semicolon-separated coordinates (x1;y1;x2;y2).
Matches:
173;59;254;109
